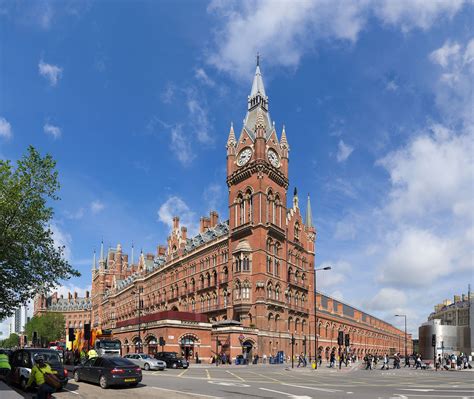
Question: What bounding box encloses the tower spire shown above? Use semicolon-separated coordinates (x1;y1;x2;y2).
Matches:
92;249;96;271
100;239;104;262
227;122;236;148
306;193;313;228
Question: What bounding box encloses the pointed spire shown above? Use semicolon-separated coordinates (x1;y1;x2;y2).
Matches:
306;193;313;228
227;122;236;148
280;125;288;147
100;240;104;262
131;242;134;266
250;60;266;98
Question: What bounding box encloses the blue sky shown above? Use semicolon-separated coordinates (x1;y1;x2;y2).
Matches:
1;0;472;338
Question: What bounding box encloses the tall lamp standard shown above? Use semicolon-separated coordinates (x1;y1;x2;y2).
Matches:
132;287;143;353
314;266;331;369
395;314;407;359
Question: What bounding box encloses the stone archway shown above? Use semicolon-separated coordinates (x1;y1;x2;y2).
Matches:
146;335;158;355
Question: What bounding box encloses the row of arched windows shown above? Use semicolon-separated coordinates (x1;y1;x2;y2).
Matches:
234;188;284;227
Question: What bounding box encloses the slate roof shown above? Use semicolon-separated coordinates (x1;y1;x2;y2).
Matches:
48;297;91;311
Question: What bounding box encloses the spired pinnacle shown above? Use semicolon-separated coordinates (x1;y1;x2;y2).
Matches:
306;193;313;228
227;122;236;147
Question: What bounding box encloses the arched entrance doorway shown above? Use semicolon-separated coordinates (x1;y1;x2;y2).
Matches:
146;336;158;355
242;340;253;364
180;335;197;361
133;337;143;353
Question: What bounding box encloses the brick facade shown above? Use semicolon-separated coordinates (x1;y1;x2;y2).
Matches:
35;62;411;362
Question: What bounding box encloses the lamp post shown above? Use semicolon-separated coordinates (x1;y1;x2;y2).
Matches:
132;287;142;353
395;314;407;359
314;266;331;369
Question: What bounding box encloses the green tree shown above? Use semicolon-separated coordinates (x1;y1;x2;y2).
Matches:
25;312;66;346
0;146;80;319
0;333;20;348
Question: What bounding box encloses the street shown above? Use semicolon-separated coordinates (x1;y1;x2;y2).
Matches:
9;364;474;399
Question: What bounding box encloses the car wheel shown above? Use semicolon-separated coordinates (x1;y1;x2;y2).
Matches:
74;370;80;382
99;375;108;389
20;377;27;391
144;363;150;371
130;382;138;387
172;363;177;369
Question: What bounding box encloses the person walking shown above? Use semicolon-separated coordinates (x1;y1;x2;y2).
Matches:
26;354;58;399
338;352;345;370
436;354;442;371
381;354;389;370
318;352;322;367
404;354;410;367
329;350;336;368
87;347;98;360
0;350;11;381
415;354;422;369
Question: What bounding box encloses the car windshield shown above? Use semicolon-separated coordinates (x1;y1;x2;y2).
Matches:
109;358;134;367
140;355;152;359
33;351;61;365
164;352;179;359
97;340;121;349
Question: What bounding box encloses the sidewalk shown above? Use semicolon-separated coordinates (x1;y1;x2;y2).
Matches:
0;381;23;399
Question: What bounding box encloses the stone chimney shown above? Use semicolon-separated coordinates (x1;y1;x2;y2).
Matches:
86;291;90;299
210;211;219;228
68;292;72;300
200;217;210;233
181;226;187;241
60;294;64;299
146;253;154;261
74;291;78;301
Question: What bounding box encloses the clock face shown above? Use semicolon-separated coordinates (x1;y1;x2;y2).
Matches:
267;149;280;167
237;148;252;166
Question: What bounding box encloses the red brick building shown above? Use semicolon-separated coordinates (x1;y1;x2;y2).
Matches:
36;62;411;361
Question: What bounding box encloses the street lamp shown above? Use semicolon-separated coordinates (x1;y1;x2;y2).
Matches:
132;287;143;353
314;266;331;369
395;314;407;360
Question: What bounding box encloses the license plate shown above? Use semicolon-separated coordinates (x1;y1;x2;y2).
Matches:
124;378;136;382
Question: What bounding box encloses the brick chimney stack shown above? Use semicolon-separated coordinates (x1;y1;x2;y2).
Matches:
157;245;166;256
86;291;90;298
181;226;187;241
173;216;180;230
210;211;219;228
200;217;210;233
68;292;72;300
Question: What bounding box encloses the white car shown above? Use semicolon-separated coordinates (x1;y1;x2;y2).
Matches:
123;354;166;371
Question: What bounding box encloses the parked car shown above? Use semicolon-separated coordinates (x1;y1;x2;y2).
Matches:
154;352;189;369
123;353;166;371
73;356;142;389
9;348;68;391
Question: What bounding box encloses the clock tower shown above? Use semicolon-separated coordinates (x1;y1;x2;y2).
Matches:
226;59;315;345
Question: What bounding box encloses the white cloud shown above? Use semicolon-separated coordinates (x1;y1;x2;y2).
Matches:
43;122;62;139
50;223;72;261
38;60;63;86
333;220;356;240
158;196;198;236
90;200;105;214
207;0;465;78
378;125;473;218
373;0;465;33
203;183;224;213
52;283;92;299
64;207;85;220
170;124;195;166
377;228;460;287
336;140;354;162
0;117;12;139
429;40;461;68
187;95;213;144
386;80;399;91
317;261;351;289
195;68;215;87
363;288;407;311
161;83;175;104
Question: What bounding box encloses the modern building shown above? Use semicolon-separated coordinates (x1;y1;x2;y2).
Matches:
419;292;473;359
35;61;411;361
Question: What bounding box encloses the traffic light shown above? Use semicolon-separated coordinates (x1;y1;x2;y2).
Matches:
291;335;295;345
303;336;306;346
33;331;38;346
431;334;436;347
84;324;91;341
68;328;75;342
344;334;350;347
337;331;344;346
159;336;166;347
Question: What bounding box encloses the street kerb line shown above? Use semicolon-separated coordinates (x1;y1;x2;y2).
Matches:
281;383;340;393
226;370;246;381
150;386;222;398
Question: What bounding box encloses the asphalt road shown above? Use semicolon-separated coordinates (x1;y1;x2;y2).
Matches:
8;363;474;399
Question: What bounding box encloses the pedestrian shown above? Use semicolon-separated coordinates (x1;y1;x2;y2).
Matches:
263;353;267;364
436;354;441;371
196;352;200;364
381;354;389;370
339;352;345;370
26;354;58;399
87;347;98;359
329;351;336;368
404;354;410;367
297;352;304;368
318;352;322;366
415;354;422;369
0;350;11;382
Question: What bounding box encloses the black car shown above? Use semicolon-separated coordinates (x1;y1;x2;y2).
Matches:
9;348;68;391
154;352;189;369
73;356;142;389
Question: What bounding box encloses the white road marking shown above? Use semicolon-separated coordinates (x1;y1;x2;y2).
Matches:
259;387;311;399
208;381;250;387
63;388;79;395
282;383;340;393
226;370;246;381
150;386;222;398
206;369;211;380
179;367;189;377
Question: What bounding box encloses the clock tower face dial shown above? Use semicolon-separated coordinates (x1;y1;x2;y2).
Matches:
267;149;280;167
237;147;252;166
